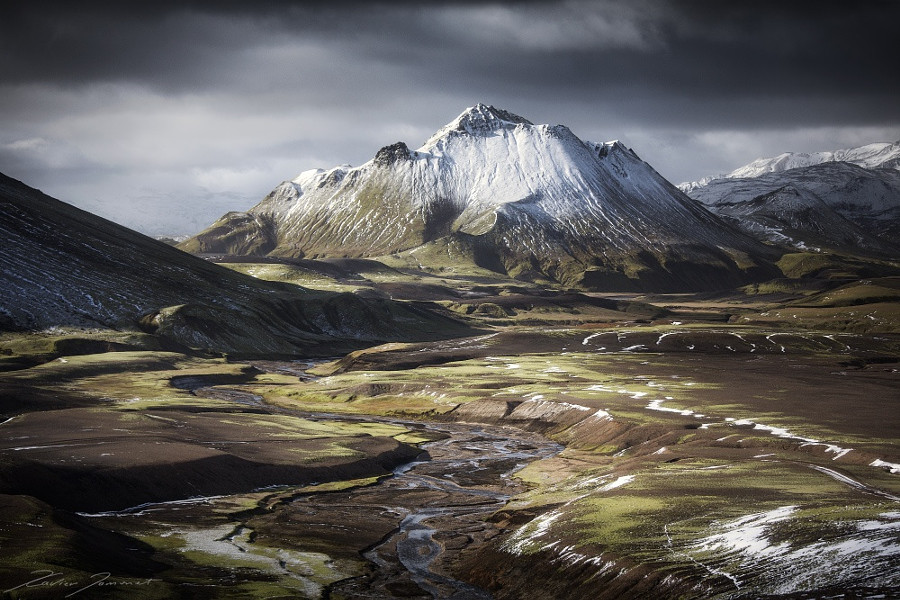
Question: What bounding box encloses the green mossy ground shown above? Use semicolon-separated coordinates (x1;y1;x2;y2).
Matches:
2;271;898;598
0;347;441;597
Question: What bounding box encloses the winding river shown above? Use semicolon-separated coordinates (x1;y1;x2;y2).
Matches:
173;371;562;598
352;424;561;598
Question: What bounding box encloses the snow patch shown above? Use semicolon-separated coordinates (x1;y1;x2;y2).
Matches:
582;332;603;346
598;475;635;492
871;459;900;474
646;397;699;417
503;509;563;555
683;505;900;594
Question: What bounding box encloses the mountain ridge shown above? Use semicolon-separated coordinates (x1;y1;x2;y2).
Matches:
683;160;900;256
679;140;900;193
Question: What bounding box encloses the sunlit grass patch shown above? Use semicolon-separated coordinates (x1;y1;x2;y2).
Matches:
389;431;435;445
287;444;364;463
572;494;670;546
0;329;163;369
114;396;237;411
219;262;363;294
1;352;256;409
214;413;415;440
1;350;185;383
265;360;536;416
256;348;896;476
248;372;303;385
295;476;384;494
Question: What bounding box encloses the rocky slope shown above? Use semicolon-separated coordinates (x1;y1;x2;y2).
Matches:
682;161;900;256
182;104;777;292
0;172;468;356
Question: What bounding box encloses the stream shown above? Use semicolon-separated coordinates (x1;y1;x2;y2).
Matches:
171;370;562;598
349;424;561;598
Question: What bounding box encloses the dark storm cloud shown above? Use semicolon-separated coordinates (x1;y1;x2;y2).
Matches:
1;1;542;84
4;0;896;126
2;0;898;234
391;0;900;128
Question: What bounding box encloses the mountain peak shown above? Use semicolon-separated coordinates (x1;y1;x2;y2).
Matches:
184;104;778;292
458;103;532;128
425;104;533;146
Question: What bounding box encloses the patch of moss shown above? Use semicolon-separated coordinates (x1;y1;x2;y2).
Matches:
293;476;383;494
572;494;670;545
777;252;899;280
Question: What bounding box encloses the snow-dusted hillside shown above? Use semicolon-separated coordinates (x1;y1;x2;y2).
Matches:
704;182;897;255
679;141;900;193
0;172;465;353
184;104;776;292
683;161;900;256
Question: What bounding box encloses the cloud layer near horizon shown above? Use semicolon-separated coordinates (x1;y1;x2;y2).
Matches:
2;1;898;235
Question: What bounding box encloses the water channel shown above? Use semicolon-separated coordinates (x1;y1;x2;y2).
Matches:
171;366;562;598
346;423;561;598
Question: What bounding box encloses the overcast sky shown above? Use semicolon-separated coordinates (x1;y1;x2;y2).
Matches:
2;0;898;236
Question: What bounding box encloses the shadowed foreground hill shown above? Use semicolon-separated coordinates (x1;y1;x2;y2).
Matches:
0;173;470;356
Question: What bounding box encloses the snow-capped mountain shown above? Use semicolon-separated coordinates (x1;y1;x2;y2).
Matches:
183;104;776;292
679;141;900;193
702;180;897;255
0;172;465;354
683;159;900;256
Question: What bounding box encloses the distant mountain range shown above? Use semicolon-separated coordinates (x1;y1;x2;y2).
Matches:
679;141;900;192
680;142;900;257
182;104;777;292
0;173;467;355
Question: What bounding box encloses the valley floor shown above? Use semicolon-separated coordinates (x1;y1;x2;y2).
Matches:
1;322;898;599
1;271;899;599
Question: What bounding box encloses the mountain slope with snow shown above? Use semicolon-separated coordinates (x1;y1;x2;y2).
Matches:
683;161;900;256
704;182;897;254
183;104;777;292
679;141;900;193
0;172;468;355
